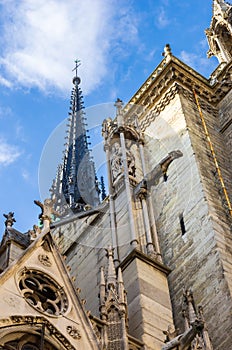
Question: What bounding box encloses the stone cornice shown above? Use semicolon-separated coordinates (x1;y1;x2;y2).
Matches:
127;81;220;132
136;82;218;131
119;248;171;276
138;82;180;131
124;56;232;123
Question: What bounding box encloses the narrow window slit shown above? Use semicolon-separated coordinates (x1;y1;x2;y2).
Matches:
179;213;186;235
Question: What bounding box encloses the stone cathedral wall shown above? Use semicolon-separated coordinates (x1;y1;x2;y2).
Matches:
140;87;232;350
52;73;232;350
218;88;232;202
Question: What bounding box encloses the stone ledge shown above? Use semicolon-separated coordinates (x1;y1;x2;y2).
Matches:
119;248;171;276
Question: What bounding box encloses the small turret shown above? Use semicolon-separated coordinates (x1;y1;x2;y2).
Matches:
0;212;30;272
99;247;129;350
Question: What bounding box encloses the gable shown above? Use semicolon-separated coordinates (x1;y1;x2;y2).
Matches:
0;231;100;350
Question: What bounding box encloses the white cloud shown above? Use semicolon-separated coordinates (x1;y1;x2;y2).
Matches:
156;7;170;28
0;139;21;166
0;75;12;88
22;169;30;181
0;106;12;119
0;0;139;95
179;50;213;75
180;51;198;67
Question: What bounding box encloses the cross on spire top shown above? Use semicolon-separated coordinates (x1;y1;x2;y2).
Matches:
72;59;81;77
72;59;81;85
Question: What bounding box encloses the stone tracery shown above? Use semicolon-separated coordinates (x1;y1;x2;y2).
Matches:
18;269;68;317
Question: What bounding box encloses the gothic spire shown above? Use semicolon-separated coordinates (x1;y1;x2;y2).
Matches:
51;61;99;214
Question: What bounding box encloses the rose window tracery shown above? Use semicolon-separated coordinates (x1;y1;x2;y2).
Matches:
18;269;68;316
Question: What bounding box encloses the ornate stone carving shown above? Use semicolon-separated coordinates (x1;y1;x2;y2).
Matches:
66;325;81;339
34;198;60;223
162;289;214;349
139;83;180;131
4;316;76;350
38;254;52;267
102;118;117;140
124;58;232;133
163;324;179;342
28;224;41;241
90;319;102;343
3;212;16;227
110;141;136;182
110;142;123;181
18;269;68;316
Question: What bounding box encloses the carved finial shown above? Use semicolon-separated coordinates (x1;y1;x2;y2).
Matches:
28;224;41;241
162;289;213;350
114;98;124;115
182;289;197;325
3;212;16;228
34;198;60;224
99;266;106;306
105;246;117;289
102;117;113;140
162;44;172;61
117;267;126;303
114;98;124;126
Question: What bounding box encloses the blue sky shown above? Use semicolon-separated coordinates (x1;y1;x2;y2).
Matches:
0;0;218;236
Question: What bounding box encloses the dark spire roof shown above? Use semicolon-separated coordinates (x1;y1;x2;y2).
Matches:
51;62;99;214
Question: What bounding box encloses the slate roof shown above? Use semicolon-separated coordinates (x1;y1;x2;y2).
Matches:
1;227;30;248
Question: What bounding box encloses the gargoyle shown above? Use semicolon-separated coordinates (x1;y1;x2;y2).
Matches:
162;320;204;350
135;150;183;195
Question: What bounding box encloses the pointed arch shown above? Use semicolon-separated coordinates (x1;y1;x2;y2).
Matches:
0;317;75;350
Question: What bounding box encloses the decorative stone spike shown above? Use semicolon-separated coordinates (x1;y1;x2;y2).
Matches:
99;267;106;306
105;246;116;289
182;289;197;326
117;267;125;303
162;44;172;61
3;212;16;228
